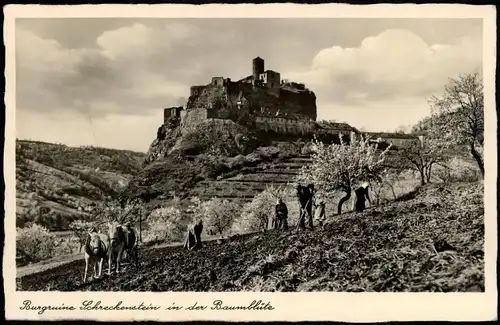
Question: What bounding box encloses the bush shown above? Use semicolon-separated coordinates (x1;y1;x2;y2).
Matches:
196;154;230;180
234;185;296;233
16;223;73;265
143;206;185;245
202;198;240;237
434;157;482;183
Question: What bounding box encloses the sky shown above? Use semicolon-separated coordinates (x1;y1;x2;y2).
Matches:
15;18;483;152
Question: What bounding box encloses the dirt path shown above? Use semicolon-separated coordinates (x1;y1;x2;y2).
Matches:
16;232;255;279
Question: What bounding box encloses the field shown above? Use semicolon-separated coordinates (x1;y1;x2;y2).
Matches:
17;181;484;292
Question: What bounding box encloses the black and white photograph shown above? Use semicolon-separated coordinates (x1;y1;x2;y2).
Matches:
3;3;497;322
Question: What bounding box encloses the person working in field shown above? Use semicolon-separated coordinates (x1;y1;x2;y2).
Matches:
354;182;371;212
314;199;326;227
184;219;203;251
296;184;315;229
275;198;289;230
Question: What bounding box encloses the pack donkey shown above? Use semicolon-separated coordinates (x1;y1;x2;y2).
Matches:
83;230;110;282
108;222;139;274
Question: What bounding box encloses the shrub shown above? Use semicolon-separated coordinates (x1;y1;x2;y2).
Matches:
143;206;185;245
16;224;59;264
202;198;240;238
434;157;482;183
235;185;295;233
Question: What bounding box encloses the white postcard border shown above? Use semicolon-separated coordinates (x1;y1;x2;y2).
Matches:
3;4;498;322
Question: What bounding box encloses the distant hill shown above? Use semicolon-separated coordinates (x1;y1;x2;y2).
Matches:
15;140;146;230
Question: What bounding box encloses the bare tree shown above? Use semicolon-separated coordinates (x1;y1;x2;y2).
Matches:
396;135;447;186
429;72;484;176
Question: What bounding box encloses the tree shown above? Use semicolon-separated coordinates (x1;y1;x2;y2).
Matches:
237;185;291;232
429;72;484;175
296;135;390;215
144;206;184;244
201;198;240;237
68;220;97;253
16;223;58;264
395;119;448;185
394;124;411;134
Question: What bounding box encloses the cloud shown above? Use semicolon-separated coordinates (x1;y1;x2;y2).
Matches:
284;29;482;106
16;21;483;150
16;22;199;119
279;29;482;132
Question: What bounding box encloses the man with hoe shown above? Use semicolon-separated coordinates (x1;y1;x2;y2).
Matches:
184;219;204;251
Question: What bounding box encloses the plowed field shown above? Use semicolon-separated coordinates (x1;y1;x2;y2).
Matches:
17;182;484;292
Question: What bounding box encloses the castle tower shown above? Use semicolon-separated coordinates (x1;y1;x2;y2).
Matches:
252;57;265;80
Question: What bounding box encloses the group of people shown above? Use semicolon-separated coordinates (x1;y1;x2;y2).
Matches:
272;181;372;231
182;181;372;251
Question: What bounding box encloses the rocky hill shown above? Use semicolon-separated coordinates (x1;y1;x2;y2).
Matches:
15;140;146;230
126;114;314;202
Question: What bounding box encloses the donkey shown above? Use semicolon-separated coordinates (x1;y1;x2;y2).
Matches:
108;222;138;275
83;231;110;282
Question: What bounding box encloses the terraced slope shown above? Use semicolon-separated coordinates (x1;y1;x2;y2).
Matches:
190;156;312;202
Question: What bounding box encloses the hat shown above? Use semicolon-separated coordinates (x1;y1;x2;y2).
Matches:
362;182;369;188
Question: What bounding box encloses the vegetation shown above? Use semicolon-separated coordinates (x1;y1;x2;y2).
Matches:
16;223;75;266
235;185;294;233
395;127;448;186
200;198;241;237
16;140;146;230
18;182;484;292
429;73;484;175
143;205;185;245
16;71;486;293
296;135;391;214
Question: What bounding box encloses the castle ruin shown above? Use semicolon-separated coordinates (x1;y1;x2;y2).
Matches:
162;57;420;146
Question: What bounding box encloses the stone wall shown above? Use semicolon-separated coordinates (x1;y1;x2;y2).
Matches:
164;106;183;124
181;107;209;131
254;116;315;136
365;132;422;148
190;85;205;97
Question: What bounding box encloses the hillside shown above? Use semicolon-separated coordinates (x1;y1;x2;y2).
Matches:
15;140;146;230
126;118;311;204
17;181;484;292
190;155;310;203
